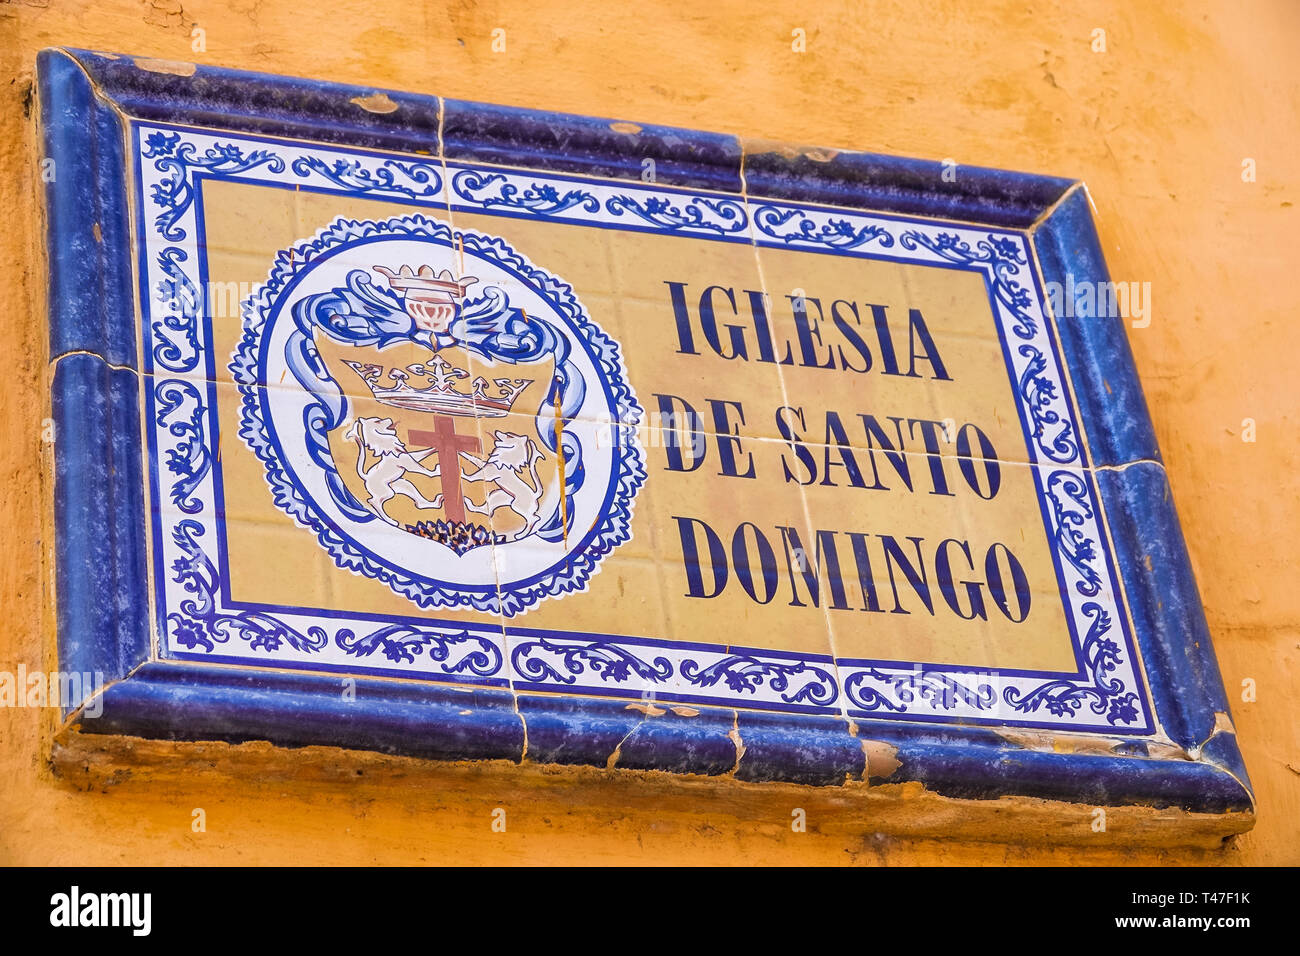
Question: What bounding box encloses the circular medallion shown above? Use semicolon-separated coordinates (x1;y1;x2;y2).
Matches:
231;215;644;616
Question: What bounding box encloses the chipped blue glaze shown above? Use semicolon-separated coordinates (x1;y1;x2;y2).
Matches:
734;711;865;786
41;48;1250;816
614;705;738;776
515;694;646;768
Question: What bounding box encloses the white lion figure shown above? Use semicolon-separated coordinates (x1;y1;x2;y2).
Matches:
344;417;441;525
457;431;560;540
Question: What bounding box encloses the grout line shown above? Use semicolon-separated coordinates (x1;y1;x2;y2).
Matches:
740;139;850;719
59;655;152;728
433;103;523;716
737;136;749;200
49;349;140;375
635;413;1163;473
436;94;445;165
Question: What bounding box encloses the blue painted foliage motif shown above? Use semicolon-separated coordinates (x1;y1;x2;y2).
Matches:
337;625;501;675
143;131;287;241
512;638;673;685
753;206;895;249
452;170;600;214
152;248;202;373
290;156;442;199
167;519;330;654
680;656;838;706
1046;470;1103;596
605;194;746;234
167;519;507;678
899;231;1037;337
1003;603;1140;725
844;668;997;714
154;379;211;515
1018;344;1079;463
899;230;1080;465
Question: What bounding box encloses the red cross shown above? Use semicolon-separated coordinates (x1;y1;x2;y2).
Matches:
409;415;481;524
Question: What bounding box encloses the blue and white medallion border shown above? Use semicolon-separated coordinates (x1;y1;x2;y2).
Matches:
228;214;647;616
131;120;1153;735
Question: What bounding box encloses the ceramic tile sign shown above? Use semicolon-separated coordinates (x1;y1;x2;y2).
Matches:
172;153;1125;729
42;49;1252;828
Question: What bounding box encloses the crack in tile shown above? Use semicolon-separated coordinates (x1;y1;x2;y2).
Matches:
50;350;140;374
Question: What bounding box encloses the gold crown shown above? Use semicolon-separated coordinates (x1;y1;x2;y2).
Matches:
373;265;480;333
344;355;530;418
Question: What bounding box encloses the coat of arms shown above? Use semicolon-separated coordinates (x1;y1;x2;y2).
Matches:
232;215;644;615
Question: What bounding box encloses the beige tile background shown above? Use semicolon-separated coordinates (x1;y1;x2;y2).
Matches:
201;178;1073;670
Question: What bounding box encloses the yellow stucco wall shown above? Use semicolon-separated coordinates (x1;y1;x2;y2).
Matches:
1;0;1296;864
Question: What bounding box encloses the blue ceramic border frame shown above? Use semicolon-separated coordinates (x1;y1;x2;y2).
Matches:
40;48;1251;817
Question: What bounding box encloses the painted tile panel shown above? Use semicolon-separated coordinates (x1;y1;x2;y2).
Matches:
125;119;1153;733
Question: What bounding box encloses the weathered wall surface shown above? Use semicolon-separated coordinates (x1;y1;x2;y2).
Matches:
1;0;1296;864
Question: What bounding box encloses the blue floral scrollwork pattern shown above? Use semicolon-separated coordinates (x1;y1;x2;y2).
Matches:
451;170;600;215
1003;603;1139;725
511;638;673;685
151;248;202;374
753;206;895;249
844;668;997;714
143;131;284;380
1046;469;1103;596
168;520;506;678
605;194;746;234
680;656;838;706
337;626;502;676
1017;344;1079;464
291;156;442;199
142;131;286;242
899;231;1037;337
898;230;1080;465
168;520;329;654
155;379;211;515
